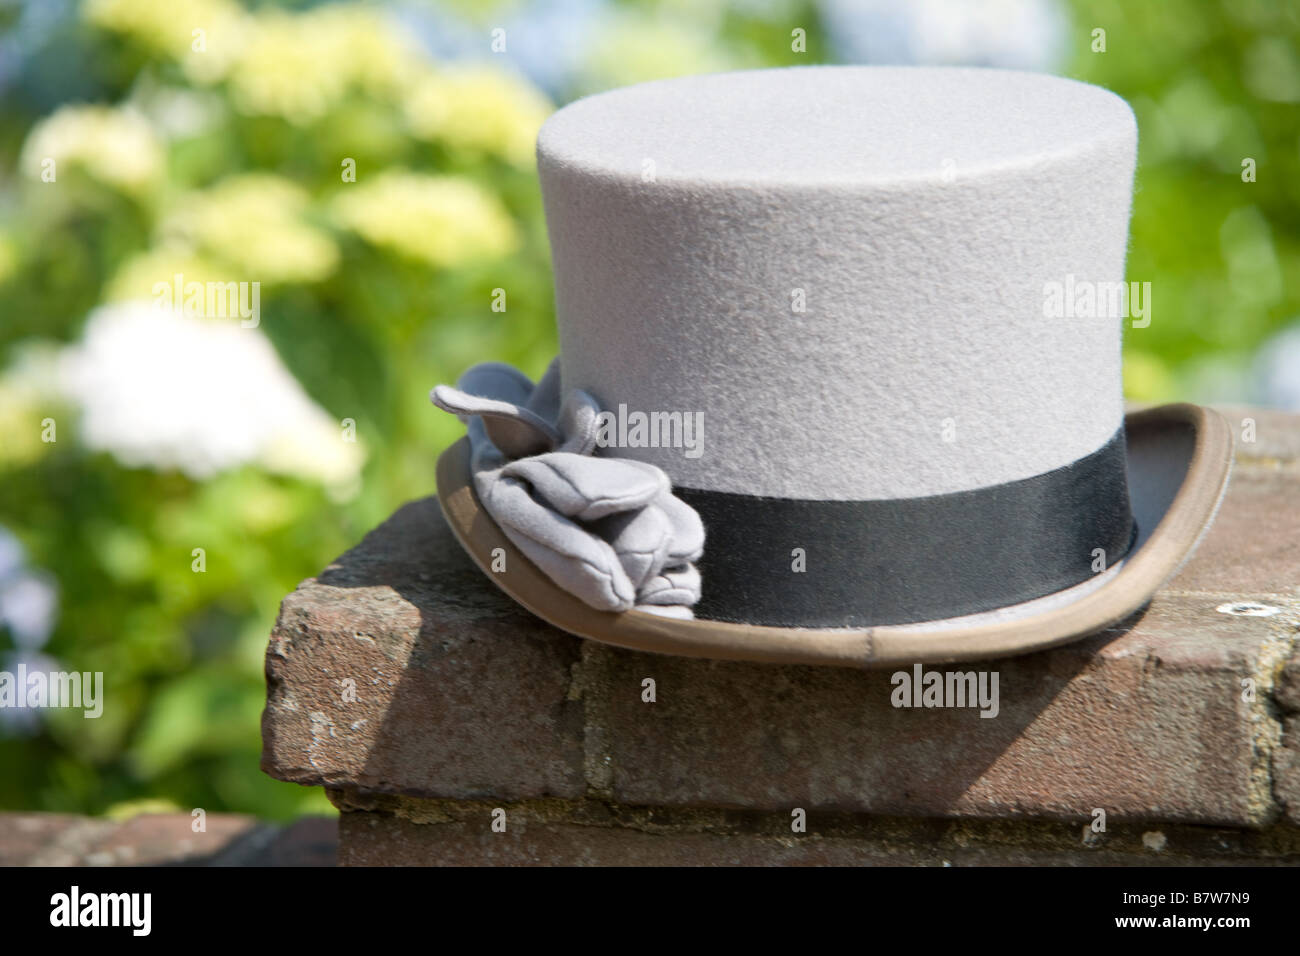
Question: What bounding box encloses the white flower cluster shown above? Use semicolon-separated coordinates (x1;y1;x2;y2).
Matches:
56;303;364;493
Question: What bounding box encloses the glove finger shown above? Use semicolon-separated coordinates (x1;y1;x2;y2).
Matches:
634;603;695;620
456;362;534;406
653;491;705;562
502;453;667;520
432;384;560;459
479;474;637;611
638;564;702;606
600;505;673;589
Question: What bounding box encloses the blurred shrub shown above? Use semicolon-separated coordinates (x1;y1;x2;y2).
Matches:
1066;0;1300;402
0;0;558;818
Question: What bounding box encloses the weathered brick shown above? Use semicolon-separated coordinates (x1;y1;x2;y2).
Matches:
1276;643;1300;714
0;813;337;866
338;812;928;866
85;813;264;866
336;807;1299;867
261;498;587;800
1212;406;1300;464
224;816;338;867
586;593;1292;826
1167;465;1300;596
0;814;102;866
1277;715;1300;826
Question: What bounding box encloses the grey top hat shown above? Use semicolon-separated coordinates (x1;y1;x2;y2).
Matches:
432;66;1234;667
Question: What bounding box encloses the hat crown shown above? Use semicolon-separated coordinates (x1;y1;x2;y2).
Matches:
538;66;1138;501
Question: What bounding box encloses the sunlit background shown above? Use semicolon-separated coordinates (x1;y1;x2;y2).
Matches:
0;0;1297;819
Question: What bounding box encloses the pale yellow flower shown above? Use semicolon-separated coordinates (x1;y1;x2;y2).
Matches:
404;66;552;167
307;4;424;100
104;248;232;304
162;175;339;284
20;105;164;195
225;10;348;123
225;5;421;124
83;0;247;85
331;170;518;268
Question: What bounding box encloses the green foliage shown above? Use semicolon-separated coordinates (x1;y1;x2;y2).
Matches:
1066;0;1300;400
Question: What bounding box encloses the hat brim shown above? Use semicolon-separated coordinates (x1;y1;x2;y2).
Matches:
435;403;1233;667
